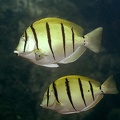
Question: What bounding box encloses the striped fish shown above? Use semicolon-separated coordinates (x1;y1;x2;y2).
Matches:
14;17;103;67
40;75;119;114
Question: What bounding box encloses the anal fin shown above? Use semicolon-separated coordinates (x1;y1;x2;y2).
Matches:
59;46;86;64
42;64;59;68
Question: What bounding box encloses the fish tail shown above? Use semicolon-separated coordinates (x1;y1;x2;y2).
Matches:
101;75;119;94
83;27;103;53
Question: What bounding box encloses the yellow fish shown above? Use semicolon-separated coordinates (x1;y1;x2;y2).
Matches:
14;18;103;67
40;75;119;114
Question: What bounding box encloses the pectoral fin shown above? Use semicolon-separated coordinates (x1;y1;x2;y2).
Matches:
59;46;86;64
34;49;44;61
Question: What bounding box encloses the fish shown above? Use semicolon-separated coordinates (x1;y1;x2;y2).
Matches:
14;17;103;67
40;75;119;114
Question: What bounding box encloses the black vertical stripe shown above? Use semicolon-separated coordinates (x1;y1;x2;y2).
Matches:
71;28;75;52
52;81;59;103
24;30;28;52
88;81;95;101
65;78;76;110
30;24;39;50
78;78;87;107
61;23;66;57
46;87;50;106
46;22;55;60
100;85;104;93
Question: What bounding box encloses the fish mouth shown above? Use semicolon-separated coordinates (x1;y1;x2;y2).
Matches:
14;50;33;56
14;50;19;56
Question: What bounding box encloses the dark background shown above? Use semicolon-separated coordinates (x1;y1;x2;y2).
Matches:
0;0;120;120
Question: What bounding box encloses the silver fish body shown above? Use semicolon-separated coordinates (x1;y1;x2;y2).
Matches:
40;75;119;114
14;18;103;67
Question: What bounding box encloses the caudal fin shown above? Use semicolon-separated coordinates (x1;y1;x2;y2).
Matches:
101;75;119;94
84;27;103;53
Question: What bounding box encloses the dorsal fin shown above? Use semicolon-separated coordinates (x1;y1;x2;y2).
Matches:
34;17;84;36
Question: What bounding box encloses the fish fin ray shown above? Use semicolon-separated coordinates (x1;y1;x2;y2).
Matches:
84;27;103;53
59;46;86;64
101;75;119;94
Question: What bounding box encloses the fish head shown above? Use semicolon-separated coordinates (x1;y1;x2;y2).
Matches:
14;32;36;57
40;88;57;110
40;89;72;114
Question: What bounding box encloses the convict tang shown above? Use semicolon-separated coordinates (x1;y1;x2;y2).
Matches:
14;17;103;67
40;75;119;114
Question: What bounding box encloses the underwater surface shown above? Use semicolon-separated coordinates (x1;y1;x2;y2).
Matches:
0;0;120;120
